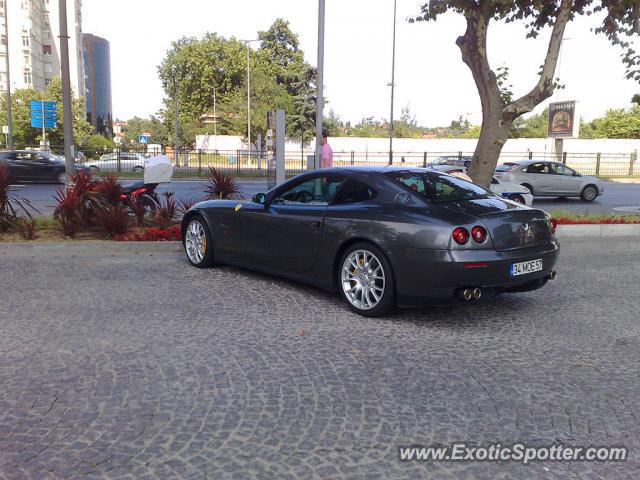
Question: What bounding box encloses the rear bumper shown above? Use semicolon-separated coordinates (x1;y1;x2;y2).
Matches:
386;241;560;307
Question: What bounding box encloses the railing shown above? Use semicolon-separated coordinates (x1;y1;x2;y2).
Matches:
4;146;640;177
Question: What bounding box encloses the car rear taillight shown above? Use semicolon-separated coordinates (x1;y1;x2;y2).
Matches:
471;226;487;243
548;218;557;234
131;187;147;196
452;227;469;245
119;194;128;200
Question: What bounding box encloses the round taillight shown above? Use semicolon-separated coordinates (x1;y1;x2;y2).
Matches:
471;226;487;243
452;227;469;245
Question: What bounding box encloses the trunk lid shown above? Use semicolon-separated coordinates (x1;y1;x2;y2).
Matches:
441;197;553;250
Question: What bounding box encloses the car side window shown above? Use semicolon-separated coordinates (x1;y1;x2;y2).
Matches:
551;164;575;176
525;163;549;174
274;175;345;205
332;178;377;205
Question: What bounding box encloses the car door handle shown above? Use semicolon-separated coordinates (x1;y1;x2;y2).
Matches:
310;221;321;229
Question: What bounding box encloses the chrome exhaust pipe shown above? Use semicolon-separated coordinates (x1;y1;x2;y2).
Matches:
472;288;482;300
463;289;473;301
549;270;557;280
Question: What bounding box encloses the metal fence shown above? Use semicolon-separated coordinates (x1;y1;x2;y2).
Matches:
7;145;640;177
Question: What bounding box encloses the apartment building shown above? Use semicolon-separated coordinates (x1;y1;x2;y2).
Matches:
0;0;84;97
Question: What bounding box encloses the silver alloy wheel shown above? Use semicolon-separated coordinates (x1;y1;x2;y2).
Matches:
185;220;207;264
583;186;597;201
341;249;385;310
57;172;66;184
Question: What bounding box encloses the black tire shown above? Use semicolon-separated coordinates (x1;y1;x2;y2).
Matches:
89;166;99;173
509;194;526;204
337;241;396;317
521;183;533;195
133;166;144;173
183;216;214;268
580;185;598;202
56;172;67;184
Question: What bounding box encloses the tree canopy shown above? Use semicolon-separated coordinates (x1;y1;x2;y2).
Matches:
412;1;640;186
157;19;317;147
0;77;91;148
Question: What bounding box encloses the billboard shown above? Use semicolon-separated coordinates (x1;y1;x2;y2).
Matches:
547;101;579;138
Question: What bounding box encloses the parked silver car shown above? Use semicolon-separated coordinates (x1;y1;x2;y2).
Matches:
494;160;604;202
83;152;146;173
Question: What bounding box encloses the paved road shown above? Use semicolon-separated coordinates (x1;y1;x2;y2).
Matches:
10;179;640;216
1;238;639;479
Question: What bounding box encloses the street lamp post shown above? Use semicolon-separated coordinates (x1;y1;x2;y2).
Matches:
388;0;397;165
3;0;13;149
315;0;325;170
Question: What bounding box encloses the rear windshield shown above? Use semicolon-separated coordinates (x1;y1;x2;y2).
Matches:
495;163;518;172
388;172;489;203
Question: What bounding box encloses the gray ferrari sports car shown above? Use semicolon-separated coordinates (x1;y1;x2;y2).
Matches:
181;166;560;316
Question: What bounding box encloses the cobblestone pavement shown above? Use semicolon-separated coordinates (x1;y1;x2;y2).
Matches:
1;238;639;479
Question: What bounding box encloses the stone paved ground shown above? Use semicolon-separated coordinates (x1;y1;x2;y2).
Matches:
0;238;639;479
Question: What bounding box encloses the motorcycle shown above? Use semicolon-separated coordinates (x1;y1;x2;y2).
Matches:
117;156;173;214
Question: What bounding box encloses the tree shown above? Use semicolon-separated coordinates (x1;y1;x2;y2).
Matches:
157;21;317;148
510;109;549;138
413;1;640;187
581;105;640;138
0;78;91;148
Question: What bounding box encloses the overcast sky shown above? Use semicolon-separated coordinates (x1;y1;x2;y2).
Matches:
83;0;639;126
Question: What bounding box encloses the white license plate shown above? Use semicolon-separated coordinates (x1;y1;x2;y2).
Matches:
510;259;543;277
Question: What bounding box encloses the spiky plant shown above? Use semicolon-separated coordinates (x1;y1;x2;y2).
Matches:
204;167;240;200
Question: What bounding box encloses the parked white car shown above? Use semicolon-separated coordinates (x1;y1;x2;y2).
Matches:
489;176;534;205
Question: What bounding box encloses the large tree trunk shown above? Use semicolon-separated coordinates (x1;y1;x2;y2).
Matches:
469;114;512;187
459;0;573;188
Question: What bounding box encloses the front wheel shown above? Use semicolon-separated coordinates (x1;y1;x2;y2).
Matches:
184;216;214;268
581;185;598;202
338;242;395;317
133;166;144;173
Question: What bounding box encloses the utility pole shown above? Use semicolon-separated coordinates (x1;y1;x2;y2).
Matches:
3;0;13;149
59;0;74;185
314;0;325;170
388;0;397;165
172;65;180;167
246;43;251;151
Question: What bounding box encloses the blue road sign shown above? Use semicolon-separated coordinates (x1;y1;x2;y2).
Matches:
30;110;58;119
30;100;57;129
31;118;57;129
137;134;150;144
30;100;57;111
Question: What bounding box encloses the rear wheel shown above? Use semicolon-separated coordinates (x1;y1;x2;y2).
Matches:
133;166;144;173
338;242;395;317
89;166;100;173
581;185;598;202
184;216;214;268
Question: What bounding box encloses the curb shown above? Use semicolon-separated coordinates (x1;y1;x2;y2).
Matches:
556;224;640;237
0;241;183;254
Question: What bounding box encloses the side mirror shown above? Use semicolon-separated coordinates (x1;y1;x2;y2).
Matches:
252;192;267;205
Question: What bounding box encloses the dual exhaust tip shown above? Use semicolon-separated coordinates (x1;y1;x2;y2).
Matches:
549;270;558;281
460;287;482;301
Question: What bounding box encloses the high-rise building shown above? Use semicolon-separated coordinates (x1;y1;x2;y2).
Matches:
0;0;85;96
83;33;111;137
